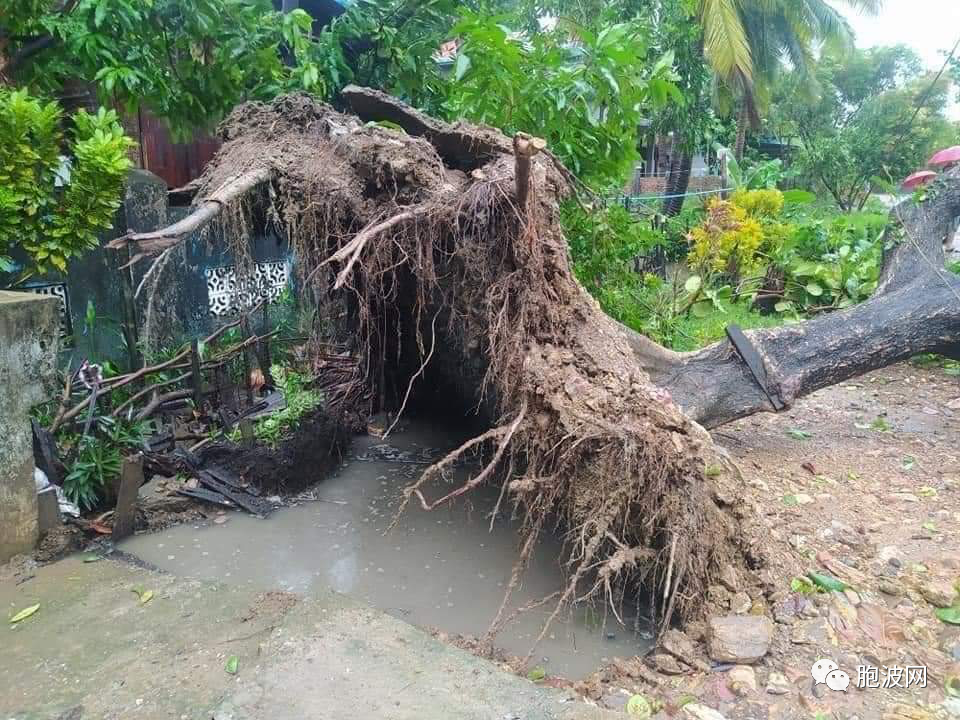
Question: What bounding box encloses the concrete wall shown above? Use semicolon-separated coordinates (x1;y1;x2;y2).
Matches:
0;291;60;563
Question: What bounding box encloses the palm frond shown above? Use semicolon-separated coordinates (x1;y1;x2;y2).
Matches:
699;0;754;87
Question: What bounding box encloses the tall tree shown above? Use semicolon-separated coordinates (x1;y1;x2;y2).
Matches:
697;0;884;160
770;45;954;210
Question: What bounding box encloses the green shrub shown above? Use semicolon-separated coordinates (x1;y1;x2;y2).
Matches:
245;365;322;447
62;418;147;511
0;88;133;278
772;211;888;313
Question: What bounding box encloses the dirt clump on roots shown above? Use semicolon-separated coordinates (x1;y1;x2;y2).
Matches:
172;88;778;655
200;409;349;496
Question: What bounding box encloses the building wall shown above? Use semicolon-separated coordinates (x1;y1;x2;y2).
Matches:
0;292;60;562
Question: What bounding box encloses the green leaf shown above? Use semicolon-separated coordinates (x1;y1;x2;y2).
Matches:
10;603;40;624
807;572;848;593
787;428;811;441
805;283;824;297
790;576;817;594
684;275;702;294
935;606;960;625
782;494;799;507
625;694;653;718
82;554;102;563
527;666;546;682
454;53;472;82
225;655;240;674
902;456;916;471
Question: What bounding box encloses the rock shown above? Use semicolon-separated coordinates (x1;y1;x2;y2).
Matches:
794;493;814;505
919;579;957;609
719;565;740;593
878;579;904;597
766;671;791;695
888;492;920;503
682;705;727;720
650;653;687;675
844;589;862;606
730;591;752;614
727;665;757;696
947;398;960;411
707;616;774;664
942;697;960;718
661;629;708;671
707;585;732;610
790;617;837;646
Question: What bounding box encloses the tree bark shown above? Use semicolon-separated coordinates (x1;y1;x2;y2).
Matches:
627;166;960;428
663;149;693;217
734;104;749;162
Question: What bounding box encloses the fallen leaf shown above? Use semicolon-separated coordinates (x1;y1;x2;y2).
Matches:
225;655;239;674
214;515;229;525
935;607;960;626
527;666;546;682
801;462;817;475
626;694;653;718
131;587;154;605
9;604;40;624
787;429;811;441
902;456;916;471
82;554;102;563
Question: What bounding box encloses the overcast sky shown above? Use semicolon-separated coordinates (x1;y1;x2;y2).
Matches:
841;0;960;117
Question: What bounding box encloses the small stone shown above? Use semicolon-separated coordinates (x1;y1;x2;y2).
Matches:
651;653;687;675
766;671;791;695
878;579;904;598
919;579;957;609
727;665;757;696
661;629;708;671
888;492;920;503
947;398;960;411
844;589;862;606
707;616;774;664
707;584;732;609
794;493;814;505
878;546;904;566
682;705;727;720
730;591;752;614
790;617;836;646
719;565;740;593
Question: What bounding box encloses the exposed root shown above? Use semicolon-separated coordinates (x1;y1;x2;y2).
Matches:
136;90;762;656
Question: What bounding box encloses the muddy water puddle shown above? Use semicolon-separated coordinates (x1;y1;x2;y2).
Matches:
120;421;653;678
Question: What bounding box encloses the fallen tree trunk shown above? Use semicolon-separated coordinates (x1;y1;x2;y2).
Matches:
110;88;959;654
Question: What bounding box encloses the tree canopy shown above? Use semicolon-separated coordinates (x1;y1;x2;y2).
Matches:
769;45;955;210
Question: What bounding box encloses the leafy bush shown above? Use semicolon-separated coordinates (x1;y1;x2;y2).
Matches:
564;204;664;293
687;197;767;281
246;365;322;446
0;89;133;277
446;15;680;187
62;418;148;511
772;212;888;313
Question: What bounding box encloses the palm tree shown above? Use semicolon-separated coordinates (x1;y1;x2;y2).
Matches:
698;0;884;160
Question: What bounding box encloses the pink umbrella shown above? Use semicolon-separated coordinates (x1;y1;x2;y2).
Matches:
928;146;960;169
902;170;937;190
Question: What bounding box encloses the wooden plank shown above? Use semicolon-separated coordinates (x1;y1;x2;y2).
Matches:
190;338;204;412
112;455;145;540
176;487;235;508
197;472;269;517
725;324;786;411
205;465;261;497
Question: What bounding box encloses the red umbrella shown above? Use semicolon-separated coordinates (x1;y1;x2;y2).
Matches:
928;146;960;169
902;170;937;190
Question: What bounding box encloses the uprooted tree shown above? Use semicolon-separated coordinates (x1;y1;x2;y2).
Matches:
110;88;960;654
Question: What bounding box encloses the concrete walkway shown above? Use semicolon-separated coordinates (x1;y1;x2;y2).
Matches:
0;555;616;720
